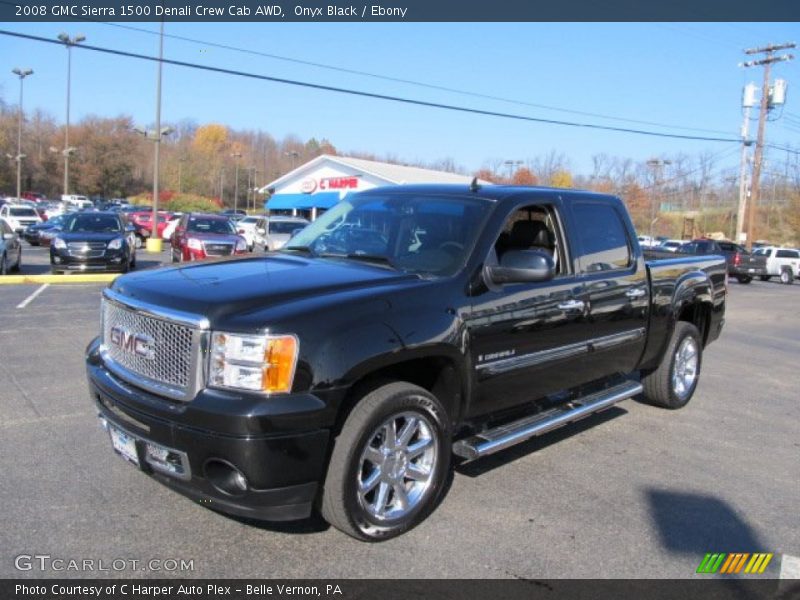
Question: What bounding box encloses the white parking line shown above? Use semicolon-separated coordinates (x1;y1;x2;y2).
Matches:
16;283;50;309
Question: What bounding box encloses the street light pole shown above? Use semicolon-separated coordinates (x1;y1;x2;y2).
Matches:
150;19;166;252
11;68;33;202
646;159;671;239
231;152;242;212
57;33;85;197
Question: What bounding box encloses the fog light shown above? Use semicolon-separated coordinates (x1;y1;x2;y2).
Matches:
204;459;248;496
53;256;62;264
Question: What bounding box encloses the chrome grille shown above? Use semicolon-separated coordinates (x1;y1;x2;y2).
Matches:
102;300;195;394
203;242;233;256
68;241;107;258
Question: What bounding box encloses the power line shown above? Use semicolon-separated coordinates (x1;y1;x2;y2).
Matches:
95;22;739;137
0;29;741;145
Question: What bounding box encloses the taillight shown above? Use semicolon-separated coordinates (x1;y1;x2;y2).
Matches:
238;229;245;234
734;253;741;266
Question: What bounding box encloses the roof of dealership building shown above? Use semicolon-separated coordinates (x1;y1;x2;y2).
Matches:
260;154;485;193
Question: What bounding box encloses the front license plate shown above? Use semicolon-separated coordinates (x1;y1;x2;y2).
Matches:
109;425;139;467
748;268;755;272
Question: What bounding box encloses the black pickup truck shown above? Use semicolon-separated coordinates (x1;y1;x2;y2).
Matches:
86;184;726;541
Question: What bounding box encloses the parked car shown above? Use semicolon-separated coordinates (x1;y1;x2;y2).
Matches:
235;215;267;251
21;191;47;203
264;216;310;251
0;203;43;233
23;214;67;246
170;213;248;262
61;194;93;211
50;212;136;274
752;246;800;284
128;211;171;246
673;239;767;284
656;239;684;252
636;235;658;248
89;184;726;541
0;217;22;274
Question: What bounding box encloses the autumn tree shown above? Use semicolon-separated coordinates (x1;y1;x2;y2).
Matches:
549;170;573;188
512;167;538;185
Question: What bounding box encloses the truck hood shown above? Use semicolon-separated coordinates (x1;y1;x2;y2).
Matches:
111;254;422;326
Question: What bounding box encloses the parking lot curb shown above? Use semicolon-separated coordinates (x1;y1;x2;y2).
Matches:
0;274;119;285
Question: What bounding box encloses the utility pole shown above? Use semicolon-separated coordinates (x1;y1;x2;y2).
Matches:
735;83;756;245
9;68;33;202
740;42;795;249
231;152;242;212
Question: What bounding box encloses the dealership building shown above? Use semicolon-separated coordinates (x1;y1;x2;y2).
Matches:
260;154;483;220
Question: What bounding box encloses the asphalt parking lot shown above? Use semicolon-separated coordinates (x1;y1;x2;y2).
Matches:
1;248;798;579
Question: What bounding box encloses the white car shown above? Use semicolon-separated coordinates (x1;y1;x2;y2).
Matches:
637;235;658;248
264;216;310;251
0;203;42;233
656;239;684;253
234;216;267;251
752;246;800;284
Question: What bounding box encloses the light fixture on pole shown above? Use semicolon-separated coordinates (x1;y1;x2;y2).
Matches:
284;150;299;170
230;152;242;212
57;33;85;197
10;68;33;202
503;159;523;181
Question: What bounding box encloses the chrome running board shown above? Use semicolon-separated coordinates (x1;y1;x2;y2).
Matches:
452;380;643;460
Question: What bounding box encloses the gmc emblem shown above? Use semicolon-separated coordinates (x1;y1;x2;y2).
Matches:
109;327;156;360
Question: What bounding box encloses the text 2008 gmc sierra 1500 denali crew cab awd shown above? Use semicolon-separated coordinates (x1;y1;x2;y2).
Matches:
86;184;726;541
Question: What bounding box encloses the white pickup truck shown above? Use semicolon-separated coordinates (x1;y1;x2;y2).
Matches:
753;246;800;284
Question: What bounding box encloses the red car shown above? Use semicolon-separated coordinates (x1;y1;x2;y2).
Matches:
170;213;248;262
128;211;171;240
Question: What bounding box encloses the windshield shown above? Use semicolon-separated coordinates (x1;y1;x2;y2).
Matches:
284;193;492;276
187;218;235;234
10;207;38;217
240;217;259;225
65;214;122;233
270;220;308;235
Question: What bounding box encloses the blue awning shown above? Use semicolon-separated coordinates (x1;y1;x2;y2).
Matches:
266;192;341;211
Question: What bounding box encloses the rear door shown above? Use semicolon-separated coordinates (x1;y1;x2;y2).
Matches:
563;198;649;384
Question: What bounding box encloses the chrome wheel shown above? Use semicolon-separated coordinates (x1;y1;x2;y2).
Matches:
357;411;438;522
672;337;698;400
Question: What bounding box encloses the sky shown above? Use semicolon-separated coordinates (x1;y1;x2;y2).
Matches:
1;21;799;179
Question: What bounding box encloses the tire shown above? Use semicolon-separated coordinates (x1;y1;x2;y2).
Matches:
736;275;752;284
759;275;770;281
0;253;7;275
642;321;702;410
780;268;794;285
320;382;451;542
135;235;144;249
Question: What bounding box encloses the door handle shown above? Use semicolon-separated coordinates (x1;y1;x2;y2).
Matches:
557;299;585;312
625;288;646;299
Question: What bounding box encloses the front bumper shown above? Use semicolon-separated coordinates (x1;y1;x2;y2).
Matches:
51;248;128;271
86;339;333;522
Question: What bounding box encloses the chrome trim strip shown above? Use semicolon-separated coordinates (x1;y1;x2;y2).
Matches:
477;341;588;376
589;327;645;351
103;287;210;330
476;328;646;376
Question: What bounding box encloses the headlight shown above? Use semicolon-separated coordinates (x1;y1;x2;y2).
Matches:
107;237;124;250
235;238;247;252
209;332;298;394
187;238;203;251
53;237;66;250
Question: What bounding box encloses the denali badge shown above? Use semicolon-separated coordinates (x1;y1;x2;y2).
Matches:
109;327;156;360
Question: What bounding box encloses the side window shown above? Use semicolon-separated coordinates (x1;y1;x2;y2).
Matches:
776;249;799;259
571;202;632;273
491;204;566;276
